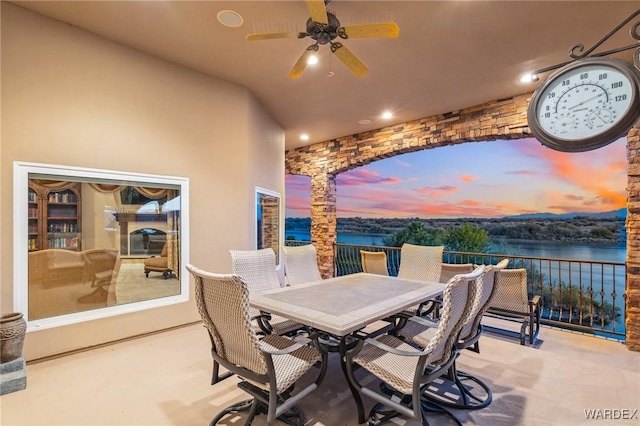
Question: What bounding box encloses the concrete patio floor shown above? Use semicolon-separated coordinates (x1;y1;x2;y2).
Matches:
1;319;638;426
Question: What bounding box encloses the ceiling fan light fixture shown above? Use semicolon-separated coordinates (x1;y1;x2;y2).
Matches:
307;55;319;65
520;73;536;83
217;10;244;28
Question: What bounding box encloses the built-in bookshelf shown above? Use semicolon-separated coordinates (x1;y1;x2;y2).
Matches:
28;182;82;251
28;187;39;251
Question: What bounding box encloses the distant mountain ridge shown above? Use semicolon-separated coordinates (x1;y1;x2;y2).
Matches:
505;208;627;220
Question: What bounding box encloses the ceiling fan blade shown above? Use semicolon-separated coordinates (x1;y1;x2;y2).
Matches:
305;0;329;25
340;22;400;39
331;42;369;77
289;46;318;79
246;32;305;41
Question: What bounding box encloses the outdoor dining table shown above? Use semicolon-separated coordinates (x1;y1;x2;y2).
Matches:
250;272;445;423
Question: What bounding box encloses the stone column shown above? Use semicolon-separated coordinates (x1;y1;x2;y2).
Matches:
310;173;336;278
626;123;640;351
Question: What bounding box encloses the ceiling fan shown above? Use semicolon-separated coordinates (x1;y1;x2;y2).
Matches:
246;0;399;78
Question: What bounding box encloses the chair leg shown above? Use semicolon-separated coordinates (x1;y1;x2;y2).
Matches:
209;399;254;426
211;360;233;385
529;309;535;345
421;362;492;410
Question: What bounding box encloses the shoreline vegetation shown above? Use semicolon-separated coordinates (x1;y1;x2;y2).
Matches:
286;216;627;244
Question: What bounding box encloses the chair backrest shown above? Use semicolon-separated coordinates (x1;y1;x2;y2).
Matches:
360;250;389;276
397;243;443;282
187;265;268;376
423;265;485;366
229;248;281;292
439;263;473;283
490;268;529;314
458;259;509;342
282;244;323;285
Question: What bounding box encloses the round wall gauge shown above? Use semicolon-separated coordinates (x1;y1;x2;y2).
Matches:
527;57;640;152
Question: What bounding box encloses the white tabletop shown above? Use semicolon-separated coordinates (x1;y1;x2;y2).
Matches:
250;272;444;336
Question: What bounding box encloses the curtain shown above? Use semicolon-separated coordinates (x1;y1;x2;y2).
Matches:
89;183;125;193
135;187;175;199
30;179;77;191
167;211;180;278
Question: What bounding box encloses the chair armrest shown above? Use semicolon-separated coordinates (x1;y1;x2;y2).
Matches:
252;312;274;334
407;315;439;328
260;337;312;356
530;295;542;310
417;298;441;316
364;337;433;357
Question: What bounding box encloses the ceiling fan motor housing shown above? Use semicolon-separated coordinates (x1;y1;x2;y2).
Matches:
306;12;340;44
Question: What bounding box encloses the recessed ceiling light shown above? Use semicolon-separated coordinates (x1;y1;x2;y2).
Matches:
382;111;393;120
358;119;372;125
300;134;309;141
307;55;318;65
217;10;244;28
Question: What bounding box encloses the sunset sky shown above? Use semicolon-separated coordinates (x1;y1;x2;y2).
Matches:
285;137;627;218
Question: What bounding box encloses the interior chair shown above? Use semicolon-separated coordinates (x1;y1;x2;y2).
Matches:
143;241;172;279
344;266;484;425
78;249;120;304
282;244;323;286
187;264;327;425
399;259;509;410
360;250;389;276
397;244;444;317
487;268;542;345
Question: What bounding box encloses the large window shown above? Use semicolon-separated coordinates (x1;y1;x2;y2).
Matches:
14;162;189;330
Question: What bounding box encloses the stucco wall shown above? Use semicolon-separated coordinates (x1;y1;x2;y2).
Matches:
1;3;284;360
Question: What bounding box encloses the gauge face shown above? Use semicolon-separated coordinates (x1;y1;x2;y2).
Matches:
528;58;640;152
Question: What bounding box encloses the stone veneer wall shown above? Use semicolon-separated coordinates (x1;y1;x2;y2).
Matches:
285;92;639;350
626;125;640;351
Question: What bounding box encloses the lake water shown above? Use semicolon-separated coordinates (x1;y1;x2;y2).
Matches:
286;230;627;263
286;230;627;335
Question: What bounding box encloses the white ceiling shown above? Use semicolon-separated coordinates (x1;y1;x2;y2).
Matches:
10;1;640;150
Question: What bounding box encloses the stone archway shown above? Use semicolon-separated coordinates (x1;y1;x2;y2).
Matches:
285;93;640;350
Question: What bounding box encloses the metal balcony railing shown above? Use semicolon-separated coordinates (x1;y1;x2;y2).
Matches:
285;240;627;340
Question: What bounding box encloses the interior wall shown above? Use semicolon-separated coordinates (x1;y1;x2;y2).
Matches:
1;3;284;360
80;185;119;251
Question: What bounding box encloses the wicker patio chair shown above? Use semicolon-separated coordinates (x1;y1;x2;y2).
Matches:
282;244;323;286
344;266;483;425
229;248;304;336
215;249;304;386
440;263;473;283
400;259;509;410
187;264;327;425
487;268;542;345
360;250;389;276
397;244;444;317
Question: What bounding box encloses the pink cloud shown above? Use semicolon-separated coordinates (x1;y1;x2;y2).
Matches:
337;168;401;186
416;186;459;197
505;170;536;176
514;138;627;210
460;174;475;183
